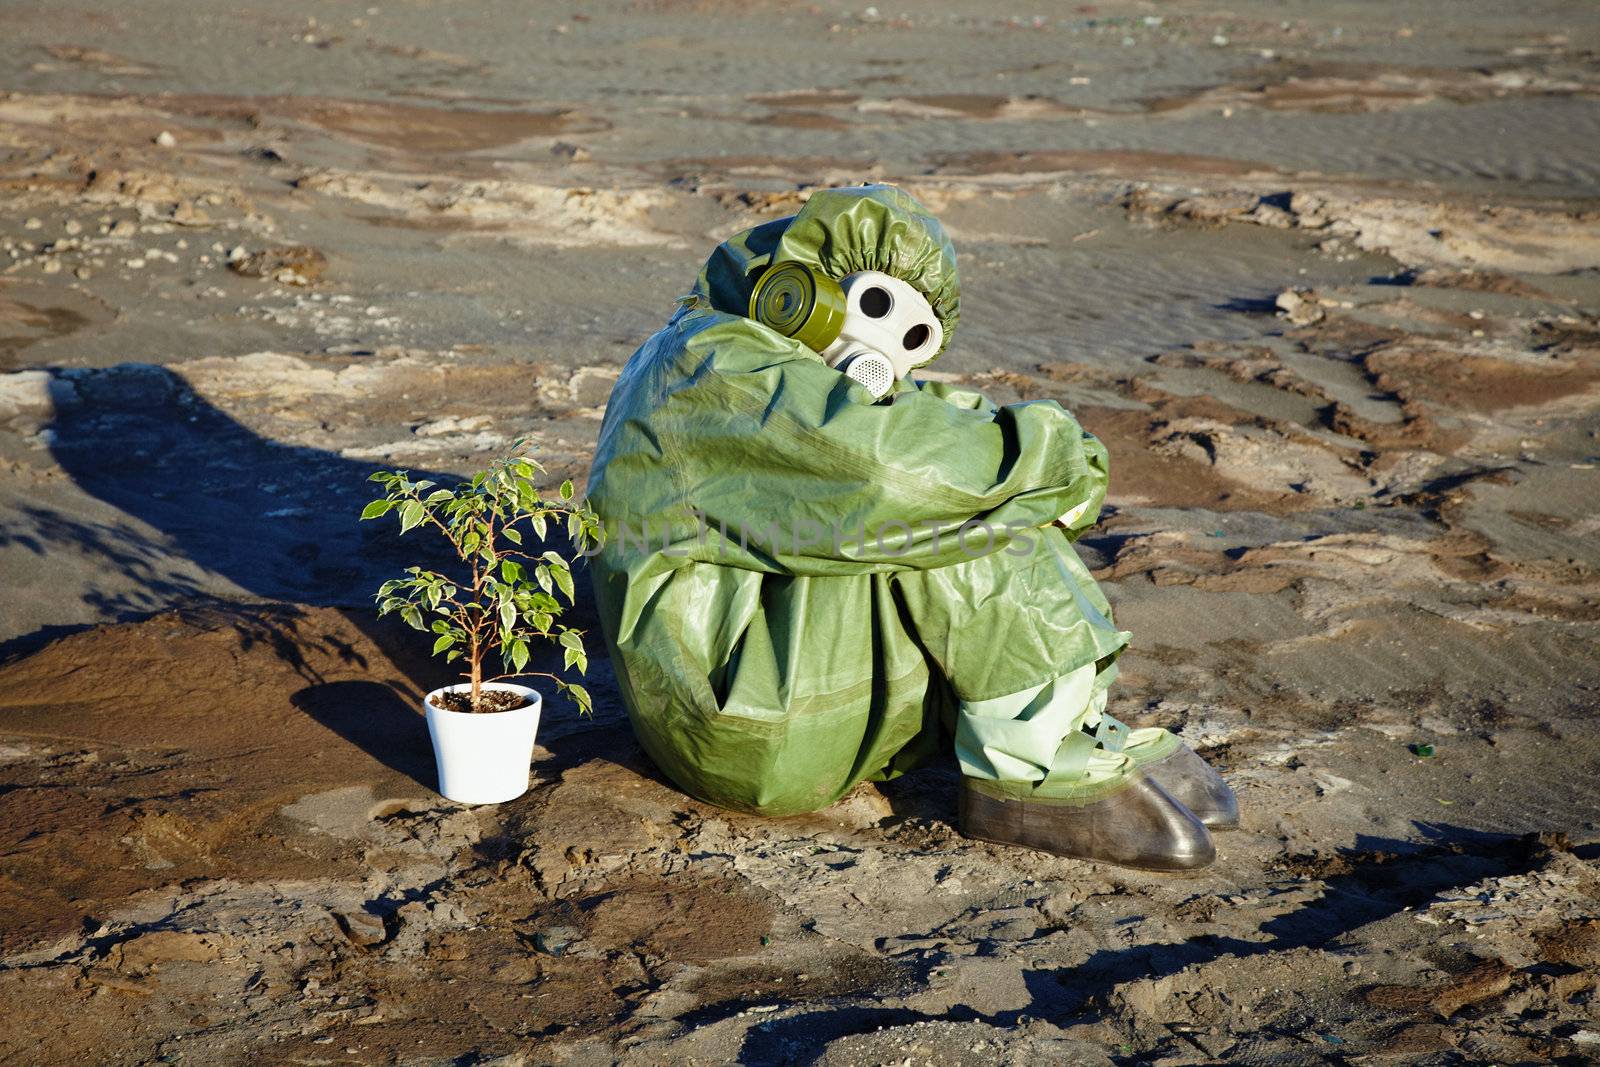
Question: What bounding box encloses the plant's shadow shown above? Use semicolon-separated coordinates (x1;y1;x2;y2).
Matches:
3;361;598;788
291;679;439;787
34;362;461;619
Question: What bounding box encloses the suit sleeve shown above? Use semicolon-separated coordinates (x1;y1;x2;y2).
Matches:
653;313;1108;573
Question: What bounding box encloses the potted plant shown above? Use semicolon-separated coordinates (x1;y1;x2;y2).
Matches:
361;449;600;804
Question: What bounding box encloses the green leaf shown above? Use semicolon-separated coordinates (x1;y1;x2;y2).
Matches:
552;564;574;603
560;479;574;501
431;618;452;634
498;599;515;632
360;499;395;520
531;513;547;540
501;559;523;583
510;639;530;673
432;634;454;655
503;526;523;545
425;489;453;504
399;500;426;534
566;683;592;715
400;605;424;631
559;629;584;651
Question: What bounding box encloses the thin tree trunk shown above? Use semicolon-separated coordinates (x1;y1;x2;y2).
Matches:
469;638;482;708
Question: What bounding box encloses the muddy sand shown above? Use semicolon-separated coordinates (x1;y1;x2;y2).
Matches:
2;1;1598;1063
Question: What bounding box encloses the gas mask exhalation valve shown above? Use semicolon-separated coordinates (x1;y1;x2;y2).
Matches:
749;264;941;400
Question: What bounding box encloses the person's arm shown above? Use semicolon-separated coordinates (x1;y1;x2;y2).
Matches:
653;312;1108;573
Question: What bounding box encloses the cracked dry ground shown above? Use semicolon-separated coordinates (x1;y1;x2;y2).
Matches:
3;0;1600;1063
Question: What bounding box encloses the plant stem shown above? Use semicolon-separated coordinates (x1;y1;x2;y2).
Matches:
468;520;485;706
469;633;482;705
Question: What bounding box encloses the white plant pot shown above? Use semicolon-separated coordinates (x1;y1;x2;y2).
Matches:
423;682;542;805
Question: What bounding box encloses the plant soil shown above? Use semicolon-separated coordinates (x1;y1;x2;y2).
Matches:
433;689;531;715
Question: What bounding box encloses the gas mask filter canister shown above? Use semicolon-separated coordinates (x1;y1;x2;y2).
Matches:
750;264;942;400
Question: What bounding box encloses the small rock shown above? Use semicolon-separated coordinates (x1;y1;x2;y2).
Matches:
1345;960;1363;976
115;930;219;970
1275;288;1325;325
335;909;389;947
533;925;581;956
171;202;210;226
414;414;493;437
24;217;43;230
155;130;177;148
396;901;429;925
550;141;591;161
109;219;139;238
63;220;82;235
41;259;61;274
228;245;326;285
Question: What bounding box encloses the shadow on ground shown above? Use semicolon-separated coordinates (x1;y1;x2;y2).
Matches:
737;827;1562;1065
2;361;602;785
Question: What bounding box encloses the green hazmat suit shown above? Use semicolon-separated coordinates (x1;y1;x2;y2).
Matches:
586;185;1179;817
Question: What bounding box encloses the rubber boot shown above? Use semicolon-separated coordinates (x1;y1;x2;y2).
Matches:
1138;744;1239;831
959;770;1216;872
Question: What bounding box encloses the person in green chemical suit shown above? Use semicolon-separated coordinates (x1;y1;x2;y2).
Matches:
584;184;1236;871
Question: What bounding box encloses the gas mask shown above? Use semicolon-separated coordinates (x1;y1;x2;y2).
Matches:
749;262;943;400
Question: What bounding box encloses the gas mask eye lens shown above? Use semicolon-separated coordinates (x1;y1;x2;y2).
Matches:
901;323;931;351
858;287;892;318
